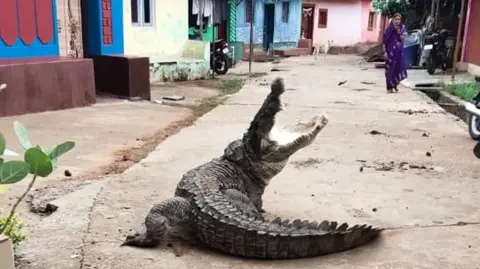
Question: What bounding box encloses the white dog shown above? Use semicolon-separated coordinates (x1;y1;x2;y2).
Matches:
313;40;333;60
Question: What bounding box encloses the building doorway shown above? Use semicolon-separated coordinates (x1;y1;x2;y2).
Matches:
263;3;275;51
301;4;314;39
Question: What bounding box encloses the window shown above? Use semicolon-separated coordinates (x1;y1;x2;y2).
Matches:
368;11;377;31
281;1;289;23
318;8;328;28
131;0;138;23
131;0;154;26
245;0;254;23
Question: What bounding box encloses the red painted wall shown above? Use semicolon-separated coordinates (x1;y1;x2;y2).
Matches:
102;0;113;45
0;0;54;46
464;0;480;66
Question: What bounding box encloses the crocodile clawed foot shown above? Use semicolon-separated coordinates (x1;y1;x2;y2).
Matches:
121;232;161;248
125;232;140;241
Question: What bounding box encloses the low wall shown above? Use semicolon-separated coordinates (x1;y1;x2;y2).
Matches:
149;40;210;82
92;56;150;100
0;57;95;117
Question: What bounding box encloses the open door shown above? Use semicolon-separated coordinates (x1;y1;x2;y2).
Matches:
301;4;314;39
263;4;275;51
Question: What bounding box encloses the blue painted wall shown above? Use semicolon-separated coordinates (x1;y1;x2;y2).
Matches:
85;0;124;55
0;0;60;59
236;0;301;49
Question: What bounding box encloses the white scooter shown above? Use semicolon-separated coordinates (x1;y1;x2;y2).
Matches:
463;77;480;140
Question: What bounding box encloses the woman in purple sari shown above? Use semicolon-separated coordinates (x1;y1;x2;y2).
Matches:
383;13;408;93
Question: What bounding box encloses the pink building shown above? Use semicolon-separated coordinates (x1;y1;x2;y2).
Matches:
461;0;480;74
301;0;384;46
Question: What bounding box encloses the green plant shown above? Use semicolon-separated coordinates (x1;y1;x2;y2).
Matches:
0;212;26;250
444;82;478;102
0;121;75;240
372;0;410;16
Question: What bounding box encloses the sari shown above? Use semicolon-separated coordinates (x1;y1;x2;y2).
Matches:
383;21;408;92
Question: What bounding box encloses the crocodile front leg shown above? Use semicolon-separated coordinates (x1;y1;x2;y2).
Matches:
224;189;260;217
121;197;191;248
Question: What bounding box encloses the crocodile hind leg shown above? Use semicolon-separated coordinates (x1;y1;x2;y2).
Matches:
121;197;191;248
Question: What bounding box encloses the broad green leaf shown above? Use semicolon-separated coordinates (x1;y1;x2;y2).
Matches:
37;146;56;170
0;160;30;184
49;141;75;160
3;149;19;157
40;146;54;156
24;148;52;177
51;159;58;171
13;121;33;150
0;133;5;155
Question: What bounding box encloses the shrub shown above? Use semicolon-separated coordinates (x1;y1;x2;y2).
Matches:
0;121;75;250
0;212;26;250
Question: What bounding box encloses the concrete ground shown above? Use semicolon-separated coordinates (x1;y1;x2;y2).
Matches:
14;55;480;269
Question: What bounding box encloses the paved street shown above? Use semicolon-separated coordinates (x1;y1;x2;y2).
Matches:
18;55;480;269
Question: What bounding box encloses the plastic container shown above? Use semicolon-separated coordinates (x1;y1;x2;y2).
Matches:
403;44;419;68
403;31;421;68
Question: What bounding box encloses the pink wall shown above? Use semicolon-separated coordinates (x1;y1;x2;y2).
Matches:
305;0;380;46
360;0;381;43
308;0;362;46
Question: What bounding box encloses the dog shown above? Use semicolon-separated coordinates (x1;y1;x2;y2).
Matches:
313;40;334;60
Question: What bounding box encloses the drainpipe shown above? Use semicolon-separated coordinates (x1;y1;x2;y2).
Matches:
212;0;215;79
199;0;205;40
461;0;472;62
452;0;466;82
248;0;254;74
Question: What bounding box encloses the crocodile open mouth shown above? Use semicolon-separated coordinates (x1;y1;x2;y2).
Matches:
268;115;323;147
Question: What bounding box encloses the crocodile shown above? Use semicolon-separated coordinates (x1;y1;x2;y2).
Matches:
122;77;383;259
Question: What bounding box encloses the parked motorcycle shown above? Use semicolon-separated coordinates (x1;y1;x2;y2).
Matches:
423;28;453;75
464;77;480;140
210;39;232;75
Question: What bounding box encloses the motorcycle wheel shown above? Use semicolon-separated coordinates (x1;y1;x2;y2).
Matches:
469;106;480;140
441;56;448;71
426;55;436;75
214;56;229;75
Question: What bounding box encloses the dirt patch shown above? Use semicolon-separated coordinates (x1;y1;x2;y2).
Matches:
232;72;268;78
357;160;434;172
398;109;429;115
351;88;369;92
291;158;336;169
368;130;387;136
367;130;404;139
332;101;354;105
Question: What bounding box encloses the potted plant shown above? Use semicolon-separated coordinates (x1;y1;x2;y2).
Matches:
0;121;75;269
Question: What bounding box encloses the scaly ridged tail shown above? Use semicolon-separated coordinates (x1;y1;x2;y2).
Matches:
191;191;382;259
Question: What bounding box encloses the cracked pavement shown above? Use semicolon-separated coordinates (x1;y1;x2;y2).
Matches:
17;55;480;269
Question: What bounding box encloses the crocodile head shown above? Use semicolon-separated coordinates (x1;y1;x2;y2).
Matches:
223;77;329;182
